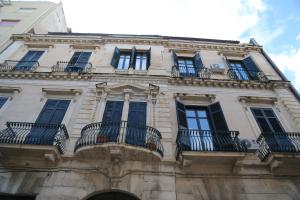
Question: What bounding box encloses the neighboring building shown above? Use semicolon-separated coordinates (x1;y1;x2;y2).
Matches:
0;1;68;52
0;32;299;200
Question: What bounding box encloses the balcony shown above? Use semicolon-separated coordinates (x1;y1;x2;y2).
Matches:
0;60;39;72
171;65;212;79
74;121;164;161
52;61;92;73
227;68;268;82
0;122;69;165
176;129;247;170
257;132;300;175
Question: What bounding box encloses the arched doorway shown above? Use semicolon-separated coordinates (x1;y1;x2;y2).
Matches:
85;190;140;200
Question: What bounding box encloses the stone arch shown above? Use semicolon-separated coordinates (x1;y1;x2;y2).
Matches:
83;189;140;200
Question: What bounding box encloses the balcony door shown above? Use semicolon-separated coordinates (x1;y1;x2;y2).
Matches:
251;108;295;151
15;51;44;71
126;102;147;147
25;99;70;144
66;52;91;72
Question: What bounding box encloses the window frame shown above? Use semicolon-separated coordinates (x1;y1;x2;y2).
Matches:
228;60;250;80
185;105;212;131
177;57;196;76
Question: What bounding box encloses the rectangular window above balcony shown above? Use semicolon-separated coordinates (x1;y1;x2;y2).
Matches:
65;52;92;72
111;47;151;70
15;50;44;71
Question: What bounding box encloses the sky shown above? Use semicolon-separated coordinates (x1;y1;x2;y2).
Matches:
55;0;300;91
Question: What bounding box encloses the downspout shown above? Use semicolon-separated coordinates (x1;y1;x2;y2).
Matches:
250;38;300;102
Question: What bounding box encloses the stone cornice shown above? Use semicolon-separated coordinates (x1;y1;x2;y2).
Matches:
11;34;261;53
0;72;92;81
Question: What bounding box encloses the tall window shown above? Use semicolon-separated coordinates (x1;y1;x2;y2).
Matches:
117;53;131;70
228;61;250;80
15;50;44;71
111;47;151;70
228;57;261;81
178;58;196;77
66;52;91;72
251;108;284;133
185;107;211;131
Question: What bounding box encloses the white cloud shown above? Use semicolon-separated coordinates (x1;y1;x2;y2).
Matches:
296;33;300;40
270;48;300;89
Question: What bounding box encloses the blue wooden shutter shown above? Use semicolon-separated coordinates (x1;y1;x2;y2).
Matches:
146;48;151;69
25;99;70;145
111;47;121;68
15;51;44;71
130;46;136;68
242;57;260;79
126;102;147;147
0;97;8;108
208;102;228;131
67;52;91;72
193;52;204;70
172;51;178;66
176;100;187;129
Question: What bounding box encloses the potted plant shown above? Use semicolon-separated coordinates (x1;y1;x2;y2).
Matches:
146;139;156;151
96;134;109;143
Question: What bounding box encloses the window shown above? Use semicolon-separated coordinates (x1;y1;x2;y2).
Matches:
176;101;229;151
18;8;36;13
111;47;151;70
15;50;44;71
0;19;19;27
0;97;8;109
251;108;284;133
66;52;91;72
228;57;260;80
172;51;203;77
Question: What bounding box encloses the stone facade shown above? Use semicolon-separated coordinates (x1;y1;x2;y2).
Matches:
0;33;299;200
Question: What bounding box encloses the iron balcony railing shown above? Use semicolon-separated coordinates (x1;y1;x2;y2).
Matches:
0;60;39;72
52;61;92;73
172;65;212;79
257;132;300;161
0;122;69;154
227;68;268;82
74;121;164;157
176;129;247;159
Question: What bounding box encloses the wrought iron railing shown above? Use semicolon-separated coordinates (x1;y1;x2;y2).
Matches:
227;68;268;82
0;122;69;154
176;129;247;159
0;60;39;72
257;132;300;161
172;65;212;79
74;121;164;157
52;61;92;73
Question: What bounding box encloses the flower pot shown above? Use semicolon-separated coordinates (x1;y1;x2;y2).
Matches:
97;135;109;143
146;142;156;151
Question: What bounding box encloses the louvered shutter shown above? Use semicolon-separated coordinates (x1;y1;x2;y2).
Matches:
0;97;8;108
76;52;91;70
172;51;179;66
15;51;44;71
193;52;204;70
176;100;187;129
146;48;151;69
111;47;121;68
242;57;260;79
130;46;136;68
208;102;229;131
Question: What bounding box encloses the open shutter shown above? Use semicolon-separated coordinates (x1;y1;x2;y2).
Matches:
208;102;228;131
242;56;260;79
69;52;81;63
146;47;151;69
172;51;178;66
193;52;204;70
111;47;120;68
77;52;92;70
16;51;44;71
0;97;8;108
130;46;136;68
176;100;187;129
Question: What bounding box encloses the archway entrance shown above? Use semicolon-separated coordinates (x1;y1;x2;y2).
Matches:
85;190;140;200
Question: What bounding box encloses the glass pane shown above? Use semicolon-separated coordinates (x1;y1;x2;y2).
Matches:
257;118;272;132
124;56;130;69
199;119;210;130
178;60;185;64
187;118;198;129
117;56;124;69
269;118;284;132
186;110;196;117
197;111;207;117
141;58;147;70
264;109;275;117
186;60;193;65
252;109;263;117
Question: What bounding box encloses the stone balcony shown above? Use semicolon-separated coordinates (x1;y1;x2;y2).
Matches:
74;121;164;162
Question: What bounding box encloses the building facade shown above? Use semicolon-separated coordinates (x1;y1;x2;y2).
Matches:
0;32;299;200
0;1;68;53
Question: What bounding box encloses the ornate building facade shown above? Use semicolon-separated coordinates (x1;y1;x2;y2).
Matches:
0;32;299;200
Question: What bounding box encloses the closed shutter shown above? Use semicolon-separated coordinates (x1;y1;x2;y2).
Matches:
25;99;70;145
176;100;187;129
242;57;260;79
111;47;121;68
130;46;136;68
126;102;147;146
15;51;44;71
208;102;228;131
172;51;178;66
146;48;151;69
193;52;204;70
0;97;8;108
67;52;91;72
